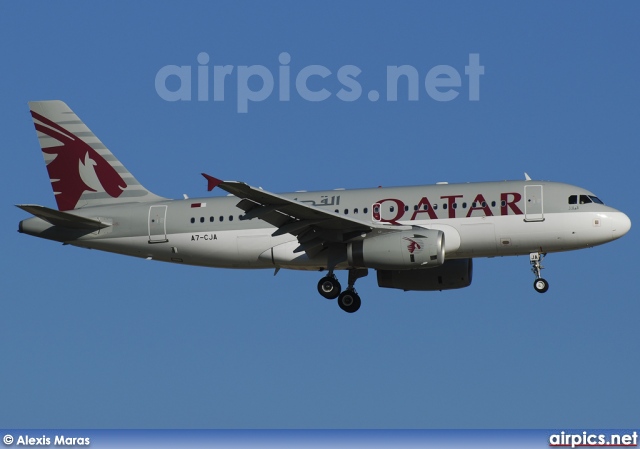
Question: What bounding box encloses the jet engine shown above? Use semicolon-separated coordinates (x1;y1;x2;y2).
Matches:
376;258;473;291
347;229;444;270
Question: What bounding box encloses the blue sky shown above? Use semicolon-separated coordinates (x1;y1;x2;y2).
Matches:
1;1;638;429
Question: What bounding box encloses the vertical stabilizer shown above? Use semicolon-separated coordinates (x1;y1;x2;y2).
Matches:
28;100;165;211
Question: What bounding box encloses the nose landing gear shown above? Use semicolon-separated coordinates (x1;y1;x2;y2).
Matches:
530;252;549;293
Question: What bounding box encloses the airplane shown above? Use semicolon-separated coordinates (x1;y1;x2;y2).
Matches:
17;100;632;313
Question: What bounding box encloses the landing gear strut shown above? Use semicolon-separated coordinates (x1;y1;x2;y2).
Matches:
317;268;368;313
337;268;368;313
530;252;549;293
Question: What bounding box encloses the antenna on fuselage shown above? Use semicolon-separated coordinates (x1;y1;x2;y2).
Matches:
524;172;532;181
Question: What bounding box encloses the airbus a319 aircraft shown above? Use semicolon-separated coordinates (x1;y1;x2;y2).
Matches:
17;101;631;313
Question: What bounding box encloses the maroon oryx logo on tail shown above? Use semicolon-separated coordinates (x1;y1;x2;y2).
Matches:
31;111;127;211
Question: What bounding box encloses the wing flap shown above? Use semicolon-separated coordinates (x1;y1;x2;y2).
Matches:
271;219;329;237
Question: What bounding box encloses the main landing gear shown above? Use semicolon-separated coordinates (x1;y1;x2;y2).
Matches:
530;252;549;293
317;268;368;313
317;274;341;299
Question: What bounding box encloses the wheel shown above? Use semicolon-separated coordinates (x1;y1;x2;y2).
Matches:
338;290;361;313
317;276;341;299
533;278;549;293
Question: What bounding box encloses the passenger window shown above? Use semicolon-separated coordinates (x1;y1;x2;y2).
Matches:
443;203;447;210
229;215;234;221
491;201;496;207
210;216;214;222
219;216;224;222
389;206;395;212
344;209;349;215
200;217;204;223
363;207;368;214
354;208;358;214
190;217;195;224
462;202;467;208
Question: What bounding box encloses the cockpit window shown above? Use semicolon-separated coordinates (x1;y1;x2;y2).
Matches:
569;194;605;205
579;195;592;204
589;195;604;205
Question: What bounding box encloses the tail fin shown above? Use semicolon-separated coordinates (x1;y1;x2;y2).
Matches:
29;100;165;211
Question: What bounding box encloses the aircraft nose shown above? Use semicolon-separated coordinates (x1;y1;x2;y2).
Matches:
611;211;631;238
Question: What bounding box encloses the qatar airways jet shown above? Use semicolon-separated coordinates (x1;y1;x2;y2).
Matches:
17;101;631;313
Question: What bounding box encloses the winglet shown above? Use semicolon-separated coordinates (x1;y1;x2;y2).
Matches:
202;173;223;191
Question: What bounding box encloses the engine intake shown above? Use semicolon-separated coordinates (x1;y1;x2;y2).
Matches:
347;229;444;270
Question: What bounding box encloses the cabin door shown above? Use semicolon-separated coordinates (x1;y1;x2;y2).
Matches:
524;185;544;222
148;205;168;243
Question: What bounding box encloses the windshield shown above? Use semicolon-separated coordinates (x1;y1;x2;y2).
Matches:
568;195;605;205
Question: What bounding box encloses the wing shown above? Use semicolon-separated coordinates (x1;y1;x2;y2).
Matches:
202;173;409;256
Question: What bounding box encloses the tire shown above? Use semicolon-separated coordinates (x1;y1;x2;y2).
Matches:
533;278;549;293
317;276;341;299
338;290;361;313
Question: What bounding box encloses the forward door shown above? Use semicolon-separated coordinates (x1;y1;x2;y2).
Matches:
524;185;544;222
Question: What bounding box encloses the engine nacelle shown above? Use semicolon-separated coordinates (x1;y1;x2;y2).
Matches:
377;258;473;291
347;229;444;270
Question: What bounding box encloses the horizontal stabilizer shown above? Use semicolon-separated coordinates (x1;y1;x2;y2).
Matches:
16;204;110;230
